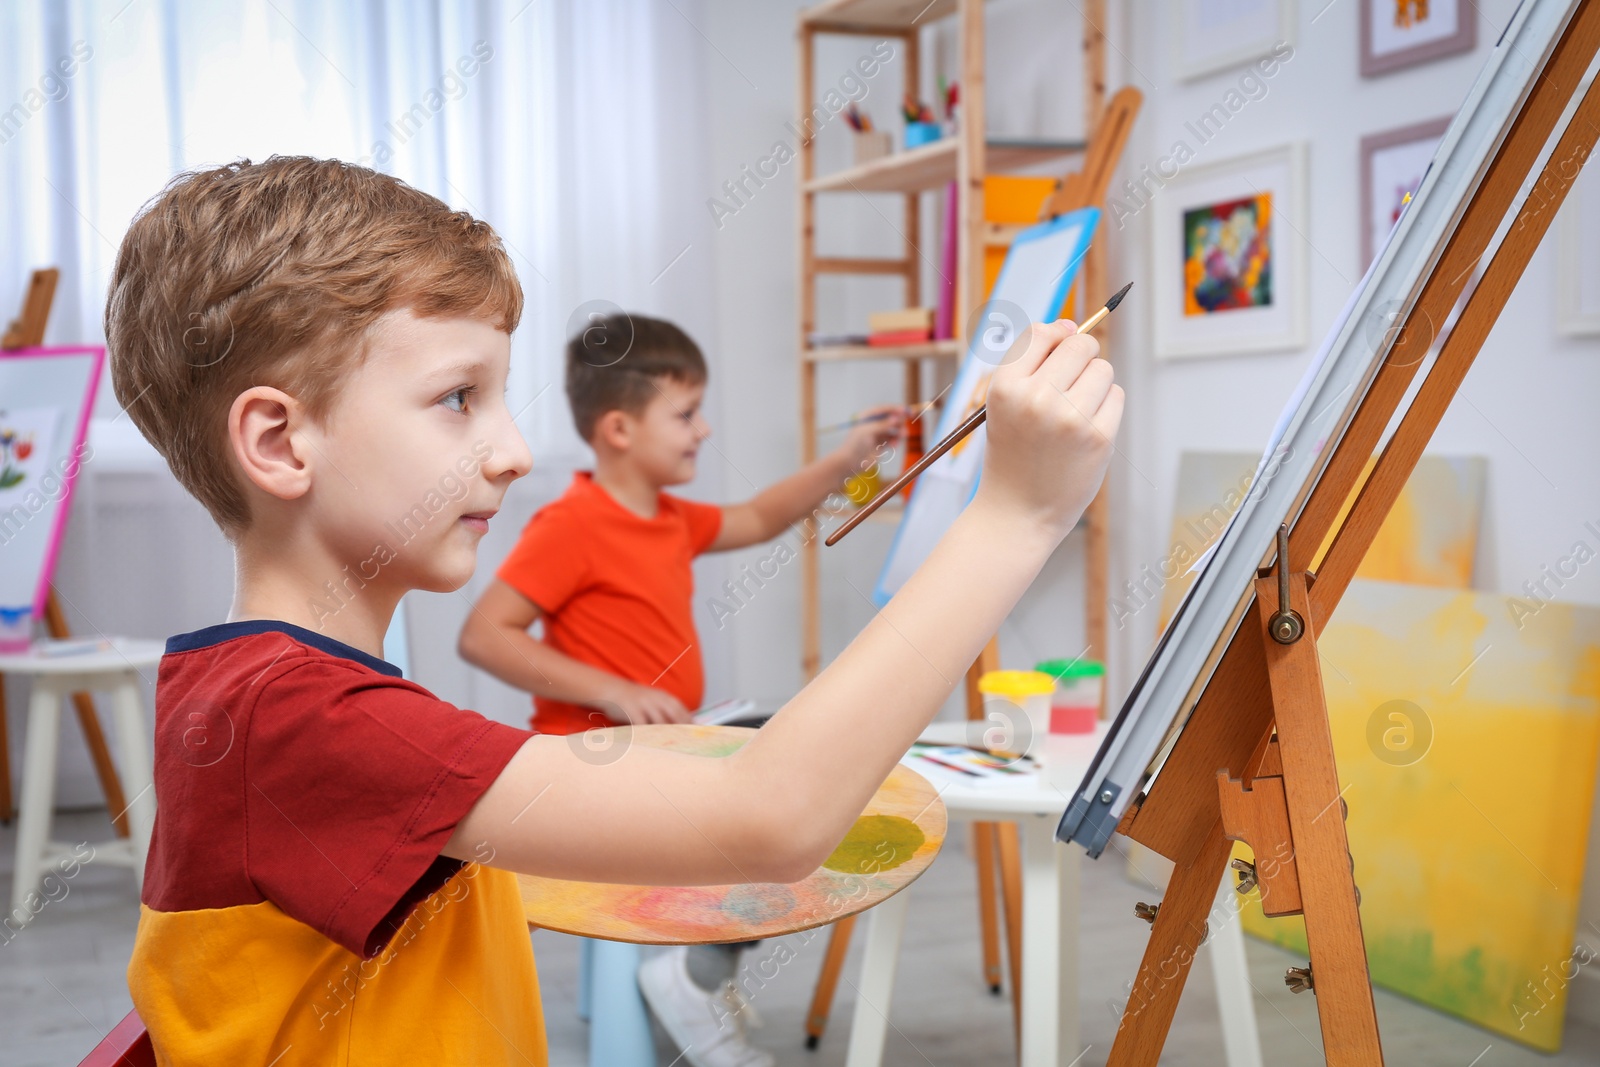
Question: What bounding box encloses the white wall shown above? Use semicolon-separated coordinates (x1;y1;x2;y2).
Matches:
697;0;1600;1029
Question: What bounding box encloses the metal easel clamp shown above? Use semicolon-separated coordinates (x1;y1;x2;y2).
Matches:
1267;523;1304;645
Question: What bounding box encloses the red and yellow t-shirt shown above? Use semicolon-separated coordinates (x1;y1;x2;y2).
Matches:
496;471;723;734
128;621;546;1066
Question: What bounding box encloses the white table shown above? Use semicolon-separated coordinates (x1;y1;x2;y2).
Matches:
844;722;1264;1067
0;639;163;923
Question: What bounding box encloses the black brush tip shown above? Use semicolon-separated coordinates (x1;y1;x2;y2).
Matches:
1104;281;1133;312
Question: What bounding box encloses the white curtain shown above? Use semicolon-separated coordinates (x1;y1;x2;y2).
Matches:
0;0;725;795
0;0;719;460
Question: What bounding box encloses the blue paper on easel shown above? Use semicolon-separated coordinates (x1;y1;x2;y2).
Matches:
872;207;1099;605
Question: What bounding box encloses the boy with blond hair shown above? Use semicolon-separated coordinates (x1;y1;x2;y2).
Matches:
458;313;900;1062
106;155;1121;1066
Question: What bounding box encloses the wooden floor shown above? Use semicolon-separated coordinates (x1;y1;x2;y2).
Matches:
4;809;1598;1066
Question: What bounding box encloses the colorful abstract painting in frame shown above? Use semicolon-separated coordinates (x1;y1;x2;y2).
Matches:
1234;582;1600;1051
1183;193;1274;314
1153;144;1307;359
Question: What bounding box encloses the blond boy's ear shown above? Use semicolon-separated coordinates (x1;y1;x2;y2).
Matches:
229;386;313;504
590;409;634;454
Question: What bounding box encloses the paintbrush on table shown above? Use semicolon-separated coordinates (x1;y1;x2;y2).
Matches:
825;282;1132;547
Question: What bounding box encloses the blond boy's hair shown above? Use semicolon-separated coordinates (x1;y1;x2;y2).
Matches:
105;155;522;535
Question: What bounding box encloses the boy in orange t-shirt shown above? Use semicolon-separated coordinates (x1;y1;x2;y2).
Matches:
461;314;902;735
459;315;902;1065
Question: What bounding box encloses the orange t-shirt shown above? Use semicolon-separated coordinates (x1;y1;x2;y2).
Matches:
497;472;723;734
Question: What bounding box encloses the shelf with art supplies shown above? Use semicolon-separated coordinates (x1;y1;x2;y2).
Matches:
807;133;1087;196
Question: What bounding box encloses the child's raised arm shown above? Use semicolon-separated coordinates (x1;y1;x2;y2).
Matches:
709;404;904;551
448;321;1120;885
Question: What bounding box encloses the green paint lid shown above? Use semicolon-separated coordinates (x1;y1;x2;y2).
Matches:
1035;658;1105;680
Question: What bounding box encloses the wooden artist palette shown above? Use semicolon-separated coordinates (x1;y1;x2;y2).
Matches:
517;724;947;945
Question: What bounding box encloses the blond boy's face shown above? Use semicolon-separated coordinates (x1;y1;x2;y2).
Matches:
613;378;709;487
306;309;531;593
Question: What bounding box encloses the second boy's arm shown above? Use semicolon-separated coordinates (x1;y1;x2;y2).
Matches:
459;581;692;724
449;323;1120;886
710;404;904;551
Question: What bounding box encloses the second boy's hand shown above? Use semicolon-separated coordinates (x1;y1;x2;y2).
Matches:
606;680;692;725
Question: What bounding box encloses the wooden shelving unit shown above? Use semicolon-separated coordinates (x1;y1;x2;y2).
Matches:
796;0;1116;682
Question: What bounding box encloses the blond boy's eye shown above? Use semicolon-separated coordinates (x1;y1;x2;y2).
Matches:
441;386;476;413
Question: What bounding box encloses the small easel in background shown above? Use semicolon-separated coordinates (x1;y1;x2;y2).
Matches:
0;267;131;836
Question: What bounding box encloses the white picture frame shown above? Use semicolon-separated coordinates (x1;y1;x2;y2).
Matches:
1557;146;1600;337
1360;117;1452;269
1361;0;1476;77
1176;0;1294;81
1152;143;1309;360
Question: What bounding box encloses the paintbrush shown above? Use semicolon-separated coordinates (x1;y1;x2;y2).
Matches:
825;282;1132;547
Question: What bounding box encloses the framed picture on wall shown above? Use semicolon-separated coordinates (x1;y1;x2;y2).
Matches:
1361;0;1476;77
1360;116;1452;269
1152;143;1308;360
1557;144;1600;337
1176;0;1293;81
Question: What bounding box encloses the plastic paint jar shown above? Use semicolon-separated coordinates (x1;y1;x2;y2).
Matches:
1034;659;1104;733
976;670;1055;756
0;605;31;653
843;464;881;507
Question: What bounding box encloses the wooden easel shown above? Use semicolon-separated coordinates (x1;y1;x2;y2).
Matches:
803;77;1141;1051
1104;7;1600;1063
0;268;131;835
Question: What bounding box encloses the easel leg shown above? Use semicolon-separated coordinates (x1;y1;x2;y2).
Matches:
805;914;858;1047
1260;575;1383;1065
1106;821;1232;1067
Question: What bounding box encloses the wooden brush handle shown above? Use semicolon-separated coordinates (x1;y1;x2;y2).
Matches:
824;406;988;546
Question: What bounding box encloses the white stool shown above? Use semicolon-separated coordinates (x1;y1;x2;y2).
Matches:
1;640;163;925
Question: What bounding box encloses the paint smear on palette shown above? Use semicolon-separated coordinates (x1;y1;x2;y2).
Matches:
720;884;798;925
822;815;926;874
517;725;947;944
617;887;733;932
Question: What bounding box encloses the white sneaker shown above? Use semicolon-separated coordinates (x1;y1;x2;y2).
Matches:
638;946;775;1067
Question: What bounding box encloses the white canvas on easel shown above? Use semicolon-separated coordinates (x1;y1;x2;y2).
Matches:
0;347;102;647
873;207;1100;604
